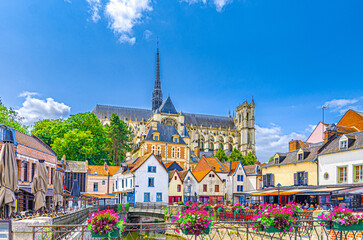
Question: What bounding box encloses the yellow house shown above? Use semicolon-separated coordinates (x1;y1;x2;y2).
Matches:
168;170;187;204
262;144;320;188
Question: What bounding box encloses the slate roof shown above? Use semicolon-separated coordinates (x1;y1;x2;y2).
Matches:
66;161;87;172
158;97;177;114
145;123;187;144
263;144;322;168
93;105;235;129
244;164;262;175
93;105;153;122
319;131;363;155
15;130;57;156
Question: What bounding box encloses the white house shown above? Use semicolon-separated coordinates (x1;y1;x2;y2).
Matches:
113;153;169;204
319;132;363;186
183;170;199;202
226;161;262;204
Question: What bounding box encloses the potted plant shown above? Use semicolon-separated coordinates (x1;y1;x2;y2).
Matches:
233;203;244;214
88;209;126;238
318;207;363;231
252;206;296;235
172;204;213;236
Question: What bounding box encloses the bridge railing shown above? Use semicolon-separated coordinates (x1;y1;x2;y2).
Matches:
30;220;362;240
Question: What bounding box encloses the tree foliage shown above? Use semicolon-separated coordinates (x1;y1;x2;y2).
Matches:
227;148;244;162
0;99;28;133
268;156;274;163
222;148;257;166
214;147;228;162
243;152;257;166
106;113;132;166
31;112;128;165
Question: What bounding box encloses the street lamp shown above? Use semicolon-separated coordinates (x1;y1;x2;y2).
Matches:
322;106;329;140
276;183;282;205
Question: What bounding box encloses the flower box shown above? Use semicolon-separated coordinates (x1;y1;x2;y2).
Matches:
91;230;119;238
333;222;363;231
183;227;210;235
265;226;284;233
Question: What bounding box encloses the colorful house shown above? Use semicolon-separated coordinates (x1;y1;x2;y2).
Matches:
168;170;187;204
113;153;169;204
193;169;225;204
183;170;199;202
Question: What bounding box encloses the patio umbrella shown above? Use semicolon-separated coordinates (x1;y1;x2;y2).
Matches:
53;171;63;210
0;142;18;216
31;160;48;212
70;179;81;207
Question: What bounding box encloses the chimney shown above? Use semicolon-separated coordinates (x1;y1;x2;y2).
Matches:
289;140;300;152
194;147;200;158
324;124;339;143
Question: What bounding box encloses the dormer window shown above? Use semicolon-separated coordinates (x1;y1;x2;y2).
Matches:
174;137;178;143
274;158;279;164
154;135;159;141
340;140;348;149
298;153;303;160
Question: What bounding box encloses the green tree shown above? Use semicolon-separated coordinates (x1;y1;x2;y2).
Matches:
227;148;243;162
214;147;228;162
52;129;97;161
0;100;28;133
32;119;68;146
107;113;132;166
268;156;274;163
243;152;257;166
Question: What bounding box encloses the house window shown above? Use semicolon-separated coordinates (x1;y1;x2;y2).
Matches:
174;176;177;180
148;177;155;187
177;184;181;192
172;148;175;158
354;165;363;182
215;185;219;192
298;153;303;160
237;175;243;181
122;179;124;188
148;166;156;173
152;145;155;154
338;167;347;183
23;163;28;182
177;148;180;158
237;185;243;192
187;185;191;193
130;179;133;187
144;193;150;202
274;158;279;164
340;140;347;149
102;180;105;185
31;163;35;181
125;179;127;187
93;182;98;192
154;135;159;141
203;184;207;192
174;137;178;143
263;174;274;187
115;180;118;189
51;168;54;184
157;146;161;155
156;193;162;202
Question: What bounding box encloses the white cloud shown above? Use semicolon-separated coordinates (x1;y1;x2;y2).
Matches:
105;0;153;45
181;0;231;12
17;92;71;126
324;97;363;115
143;29;152;40
87;0;102;22
255;124;307;162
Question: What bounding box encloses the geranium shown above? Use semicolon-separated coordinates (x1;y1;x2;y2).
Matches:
87;209;126;236
318;207;363;226
214;203;226;213
172;203;213;236
233;203;244;214
252;205;296;235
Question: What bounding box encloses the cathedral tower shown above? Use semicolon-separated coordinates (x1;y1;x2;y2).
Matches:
235;99;255;156
152;43;163;111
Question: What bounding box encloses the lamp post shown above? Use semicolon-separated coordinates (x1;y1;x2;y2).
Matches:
322;106;328;140
276;183;282;205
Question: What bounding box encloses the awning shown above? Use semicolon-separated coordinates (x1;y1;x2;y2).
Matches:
20;186;54;197
295;187;344;196
332;187;363;195
82;193;117;199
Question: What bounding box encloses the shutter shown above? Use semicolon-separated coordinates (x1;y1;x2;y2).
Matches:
271;174;274;187
304;172;308;185
263;175;267;188
294;173;298;186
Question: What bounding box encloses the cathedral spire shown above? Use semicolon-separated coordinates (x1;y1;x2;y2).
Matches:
152;39;163;111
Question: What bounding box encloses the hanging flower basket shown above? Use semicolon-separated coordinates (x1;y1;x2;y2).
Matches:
264;226;285;233
318;207;363;231
88;209;126;238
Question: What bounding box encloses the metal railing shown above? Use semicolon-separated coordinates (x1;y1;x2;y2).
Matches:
31;220;363;240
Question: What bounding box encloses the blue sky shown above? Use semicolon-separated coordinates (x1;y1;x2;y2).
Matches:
0;0;362;161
